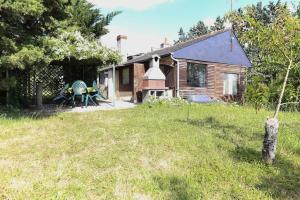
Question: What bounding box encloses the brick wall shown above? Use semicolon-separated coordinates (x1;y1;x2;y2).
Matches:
118;57;247;102
178;59;246;99
133;63;146;102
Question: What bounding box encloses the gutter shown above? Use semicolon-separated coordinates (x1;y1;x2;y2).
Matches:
170;53;180;98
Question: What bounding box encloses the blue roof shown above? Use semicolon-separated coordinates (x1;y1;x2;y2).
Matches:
172;30;251;67
120;29;251;68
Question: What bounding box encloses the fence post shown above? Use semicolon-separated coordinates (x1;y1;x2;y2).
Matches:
36;82;43;109
6;69;9;106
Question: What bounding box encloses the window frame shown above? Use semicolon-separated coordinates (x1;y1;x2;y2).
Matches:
187;62;207;88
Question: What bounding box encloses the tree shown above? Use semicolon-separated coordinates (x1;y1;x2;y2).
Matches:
66;0;121;37
210;16;225;31
238;8;300;164
176;15;227;43
227;0;300;112
0;0;121;105
297;2;300;18
176;27;186;43
0;0;70;69
188;20;209;38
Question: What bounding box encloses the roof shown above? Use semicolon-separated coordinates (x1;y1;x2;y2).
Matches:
172;30;252;67
116;29;251;68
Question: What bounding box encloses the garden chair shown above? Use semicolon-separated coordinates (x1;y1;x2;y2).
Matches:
85;81;106;106
71;80;87;108
53;83;70;104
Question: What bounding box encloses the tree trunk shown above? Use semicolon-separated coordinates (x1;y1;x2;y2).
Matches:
262;118;279;165
274;61;292;118
262;61;292;164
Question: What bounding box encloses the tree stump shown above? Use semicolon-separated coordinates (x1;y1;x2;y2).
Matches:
262;118;279;164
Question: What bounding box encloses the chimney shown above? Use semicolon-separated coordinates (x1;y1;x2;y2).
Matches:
144;55;165;80
142;55;166;90
160;37;171;49
117;35;128;61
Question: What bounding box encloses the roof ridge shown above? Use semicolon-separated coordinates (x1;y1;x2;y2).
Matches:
174;28;230;47
138;29;230;56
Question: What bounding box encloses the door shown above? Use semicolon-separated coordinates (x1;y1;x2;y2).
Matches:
223;73;238;95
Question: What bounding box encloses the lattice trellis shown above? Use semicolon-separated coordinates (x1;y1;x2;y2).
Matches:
12;65;64;105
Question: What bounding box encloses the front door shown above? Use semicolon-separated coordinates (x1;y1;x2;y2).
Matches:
223;73;238;96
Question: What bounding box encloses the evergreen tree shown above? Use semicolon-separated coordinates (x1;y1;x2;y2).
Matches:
176;27;186;43
297;2;300;18
210;16;225;31
188;20;209;39
67;0;121;37
0;0;121;71
0;0;121;96
0;0;70;69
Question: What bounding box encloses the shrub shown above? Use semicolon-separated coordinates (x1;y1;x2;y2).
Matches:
142;97;188;108
245;75;270;113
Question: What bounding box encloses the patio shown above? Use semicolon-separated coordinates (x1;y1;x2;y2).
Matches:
18;101;136;118
68;100;136;113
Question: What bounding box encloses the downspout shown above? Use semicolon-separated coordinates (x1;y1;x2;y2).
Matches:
171;53;180;98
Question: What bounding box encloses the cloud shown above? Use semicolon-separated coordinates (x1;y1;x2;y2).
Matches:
87;0;174;11
100;25;176;56
202;17;215;27
203;17;232;28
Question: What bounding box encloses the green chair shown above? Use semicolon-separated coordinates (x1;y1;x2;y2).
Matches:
85;81;105;106
53;83;70;104
71;80;87;107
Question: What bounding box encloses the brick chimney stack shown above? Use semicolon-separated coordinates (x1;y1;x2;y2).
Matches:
117;35;128;62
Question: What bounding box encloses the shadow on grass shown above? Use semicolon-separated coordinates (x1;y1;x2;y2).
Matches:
296;148;300;156
179;116;300;199
230;146;261;163
178;117;262;145
230;146;300;199
154;176;199;200
0;106;58;120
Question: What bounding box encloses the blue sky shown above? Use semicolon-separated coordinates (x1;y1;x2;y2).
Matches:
87;0;297;55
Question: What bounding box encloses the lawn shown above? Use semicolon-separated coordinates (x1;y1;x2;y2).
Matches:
0;103;299;200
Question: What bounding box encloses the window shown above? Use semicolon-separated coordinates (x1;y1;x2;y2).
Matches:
187;63;207;87
122;68;130;85
223;73;238;95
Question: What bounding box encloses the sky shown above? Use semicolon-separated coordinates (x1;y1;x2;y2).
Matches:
87;0;297;56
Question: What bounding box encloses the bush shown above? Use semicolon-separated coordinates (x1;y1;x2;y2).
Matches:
245;75;270;113
142;97;188;108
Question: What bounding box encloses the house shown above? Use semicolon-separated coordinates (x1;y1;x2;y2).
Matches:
100;29;251;103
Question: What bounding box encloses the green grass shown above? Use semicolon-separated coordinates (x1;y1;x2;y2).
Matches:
0;104;299;200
